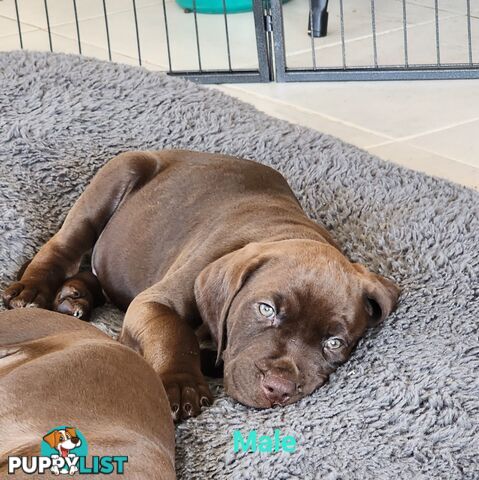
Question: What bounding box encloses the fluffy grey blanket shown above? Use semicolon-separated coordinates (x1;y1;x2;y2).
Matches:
0;51;477;479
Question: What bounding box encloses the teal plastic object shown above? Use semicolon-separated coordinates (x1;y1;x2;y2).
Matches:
176;0;255;14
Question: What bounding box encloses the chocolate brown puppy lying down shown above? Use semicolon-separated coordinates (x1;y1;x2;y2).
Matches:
0;309;175;479
3;150;400;420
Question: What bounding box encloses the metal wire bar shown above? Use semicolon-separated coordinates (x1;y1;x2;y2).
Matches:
72;0;82;54
43;0;53;52
466;0;473;65
192;0;203;71
253;0;271;81
370;0;378;67
221;0;232;71
434;0;441;65
308;0;317;70
170;70;267;83
278;67;479;82
339;0;346;68
269;0;287;80
401;0;408;67
132;0;142;65
161;0;172;72
14;0;23;49
102;0;112;61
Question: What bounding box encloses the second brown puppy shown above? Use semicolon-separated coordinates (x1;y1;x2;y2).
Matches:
0;309;175;479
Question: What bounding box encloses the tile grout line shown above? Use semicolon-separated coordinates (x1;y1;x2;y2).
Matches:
408;145;479;171
7;26;170;70
392;0;479;20
0;0;176;29
369;140;479;172
3;3;461;53
221;86;479;175
218;85;395;141
219;89;478;188
0;15;41;32
0;13;113;29
0;26;170;70
285;13;460;58
364;116;479;149
365;139;471;166
366;141;479;186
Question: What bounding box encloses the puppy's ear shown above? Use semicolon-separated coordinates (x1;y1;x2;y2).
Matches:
43;430;60;448
195;243;269;364
354;263;400;326
65;427;76;438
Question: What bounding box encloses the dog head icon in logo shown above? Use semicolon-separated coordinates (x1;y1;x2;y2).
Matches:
41;426;88;475
8;426;127;475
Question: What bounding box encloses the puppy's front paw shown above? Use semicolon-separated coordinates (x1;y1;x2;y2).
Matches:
2;280;51;309
161;371;213;422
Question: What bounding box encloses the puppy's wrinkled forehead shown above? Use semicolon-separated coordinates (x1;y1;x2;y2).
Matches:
254;244;360;304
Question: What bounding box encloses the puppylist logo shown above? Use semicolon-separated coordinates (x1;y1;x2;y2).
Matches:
8;426;128;476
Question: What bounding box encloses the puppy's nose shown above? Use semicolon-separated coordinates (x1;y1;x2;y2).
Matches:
71;437;80;445
261;374;296;405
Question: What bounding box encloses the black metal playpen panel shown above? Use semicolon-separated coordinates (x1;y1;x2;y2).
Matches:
4;0;479;82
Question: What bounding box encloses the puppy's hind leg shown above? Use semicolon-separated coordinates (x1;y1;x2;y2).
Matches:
2;151;165;311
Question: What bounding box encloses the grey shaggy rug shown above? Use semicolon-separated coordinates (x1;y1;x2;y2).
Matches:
0;51;478;480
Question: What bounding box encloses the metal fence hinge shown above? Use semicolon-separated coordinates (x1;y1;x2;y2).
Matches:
264;11;273;32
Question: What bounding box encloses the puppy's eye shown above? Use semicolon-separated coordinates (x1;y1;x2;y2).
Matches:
324;337;343;350
258;303;275;318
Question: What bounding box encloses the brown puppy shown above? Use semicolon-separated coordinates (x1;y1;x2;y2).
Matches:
0;309;175;479
3;150;400;420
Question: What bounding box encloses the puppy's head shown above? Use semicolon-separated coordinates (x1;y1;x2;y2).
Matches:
195;240;400;408
43;428;81;455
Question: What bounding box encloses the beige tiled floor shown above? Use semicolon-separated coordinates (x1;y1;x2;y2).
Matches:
1;0;478;189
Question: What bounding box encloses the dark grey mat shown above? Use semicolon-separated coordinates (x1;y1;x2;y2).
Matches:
0;51;477;480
